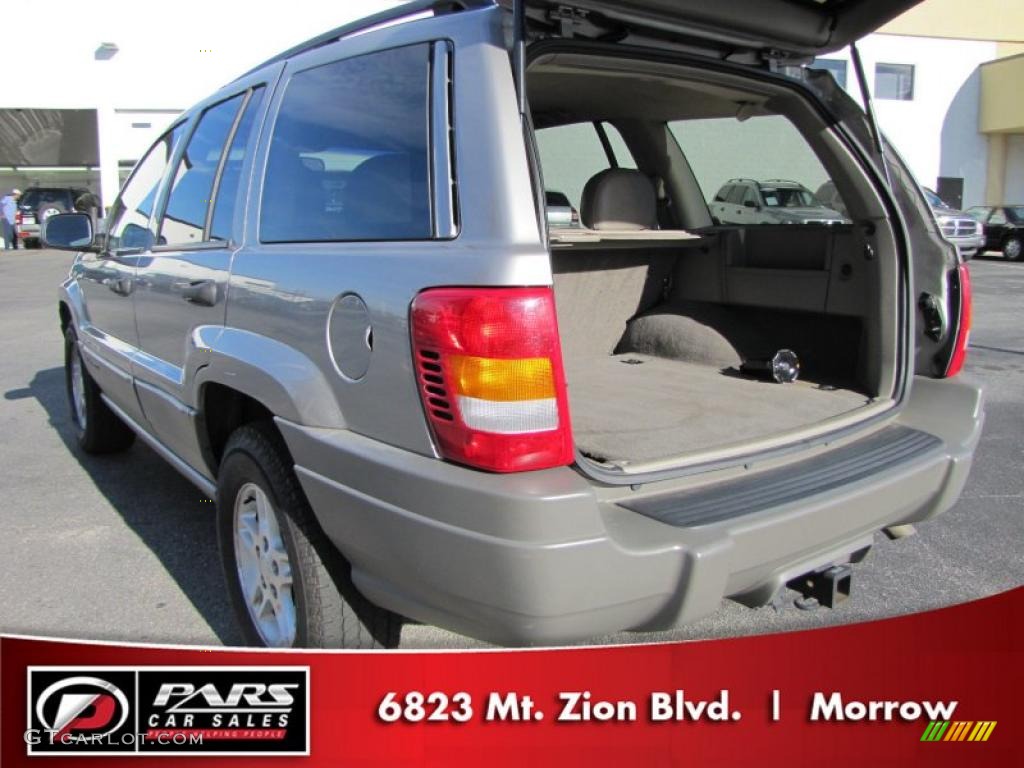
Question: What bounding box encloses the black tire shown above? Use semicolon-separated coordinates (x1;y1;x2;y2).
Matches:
1003;235;1022;261
216;422;399;649
64;326;136;453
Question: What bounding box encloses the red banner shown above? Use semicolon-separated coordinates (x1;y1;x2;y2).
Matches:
3;587;1021;766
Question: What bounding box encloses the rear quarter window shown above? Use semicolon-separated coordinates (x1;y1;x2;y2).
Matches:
260;43;432;243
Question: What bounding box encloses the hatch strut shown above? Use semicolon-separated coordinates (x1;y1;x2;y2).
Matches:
849;42;891;187
513;0;527;116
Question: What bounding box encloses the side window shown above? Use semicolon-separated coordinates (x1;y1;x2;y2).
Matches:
742;186;759;206
107;123;186;252
261;43;432;243
669;115;850;225
210;87;265;242
158;94;244;247
989;209;1008;225
535;121;637;214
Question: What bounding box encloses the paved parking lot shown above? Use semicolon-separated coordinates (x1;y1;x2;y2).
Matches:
1;249;1021;649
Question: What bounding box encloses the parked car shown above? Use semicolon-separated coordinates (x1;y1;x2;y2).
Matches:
819;181;986;260
711;179;847;225
45;0;982;649
966;205;1023;260
16;186;92;248
922;188;985;260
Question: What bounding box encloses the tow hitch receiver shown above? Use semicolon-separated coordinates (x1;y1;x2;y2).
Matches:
788;565;852;609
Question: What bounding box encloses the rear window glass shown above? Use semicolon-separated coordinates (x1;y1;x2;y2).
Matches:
260;44;432;243
671;115;849;224
535;122;636;214
21;189;71;209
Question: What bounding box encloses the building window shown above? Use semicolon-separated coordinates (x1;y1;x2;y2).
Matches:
874;63;914;100
812;58;847;89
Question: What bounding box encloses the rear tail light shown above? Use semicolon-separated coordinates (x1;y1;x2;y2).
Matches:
943;263;972;378
411;287;573;473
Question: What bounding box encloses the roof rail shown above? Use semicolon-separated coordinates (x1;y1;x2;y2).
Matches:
235;0;493;80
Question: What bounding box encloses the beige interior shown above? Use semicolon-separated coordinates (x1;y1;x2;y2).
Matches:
531;55;900;470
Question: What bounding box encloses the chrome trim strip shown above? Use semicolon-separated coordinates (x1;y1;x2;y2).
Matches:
134;378;197;418
431;41;457;239
131;347;185;388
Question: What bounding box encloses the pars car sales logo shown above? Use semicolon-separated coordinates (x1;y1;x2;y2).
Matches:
26;666;309;755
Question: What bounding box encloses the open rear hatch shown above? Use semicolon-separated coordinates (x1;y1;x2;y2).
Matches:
514;0;963;478
513;0;924;59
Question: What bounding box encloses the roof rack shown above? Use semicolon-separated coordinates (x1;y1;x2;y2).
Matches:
235;0;493;80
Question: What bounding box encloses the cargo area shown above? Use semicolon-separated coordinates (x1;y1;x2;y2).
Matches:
551;233;882;467
530;52;902;470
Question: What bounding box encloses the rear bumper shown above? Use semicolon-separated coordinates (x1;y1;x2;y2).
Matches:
279;376;983;646
18;222;40;241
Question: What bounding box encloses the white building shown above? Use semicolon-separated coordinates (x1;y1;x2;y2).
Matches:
1;0;1021;212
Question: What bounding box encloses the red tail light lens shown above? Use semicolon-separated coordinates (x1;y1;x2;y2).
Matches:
411;287;574;473
944;263;971;378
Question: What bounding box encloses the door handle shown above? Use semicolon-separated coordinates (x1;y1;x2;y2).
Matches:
108;277;133;296
180;279;218;307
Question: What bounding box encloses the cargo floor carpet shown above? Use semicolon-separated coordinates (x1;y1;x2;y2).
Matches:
564;354;869;466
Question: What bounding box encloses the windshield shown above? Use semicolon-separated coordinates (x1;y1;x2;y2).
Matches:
761;187;818;208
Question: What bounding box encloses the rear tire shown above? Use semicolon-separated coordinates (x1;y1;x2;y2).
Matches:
1003;235;1022;261
217;422;399;648
64;326;136;453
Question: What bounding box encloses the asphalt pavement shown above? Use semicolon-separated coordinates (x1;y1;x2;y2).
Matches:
1;249;1021;649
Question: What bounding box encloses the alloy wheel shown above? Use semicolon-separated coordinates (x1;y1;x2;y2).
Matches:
233;482;297;647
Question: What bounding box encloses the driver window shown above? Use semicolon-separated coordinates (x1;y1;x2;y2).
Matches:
107;123;187;253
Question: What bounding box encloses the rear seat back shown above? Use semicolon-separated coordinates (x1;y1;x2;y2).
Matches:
580;168;658;231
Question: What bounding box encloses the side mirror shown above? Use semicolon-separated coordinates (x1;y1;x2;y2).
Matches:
42;212;99;252
743;200;759;210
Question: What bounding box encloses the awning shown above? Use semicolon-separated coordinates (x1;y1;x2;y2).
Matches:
0;109;99;166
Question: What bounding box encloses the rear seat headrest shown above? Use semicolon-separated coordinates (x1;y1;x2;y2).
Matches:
580;168;657;231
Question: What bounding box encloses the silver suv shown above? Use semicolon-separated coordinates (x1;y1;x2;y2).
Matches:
711;179;847;226
44;0;983;648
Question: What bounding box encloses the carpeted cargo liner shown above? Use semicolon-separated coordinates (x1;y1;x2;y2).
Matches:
564;354;868;466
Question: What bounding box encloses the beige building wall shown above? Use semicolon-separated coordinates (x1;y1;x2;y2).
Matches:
882;0;1024;204
881;0;1024;45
